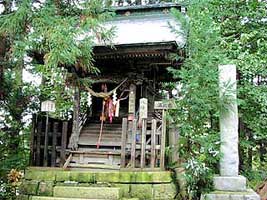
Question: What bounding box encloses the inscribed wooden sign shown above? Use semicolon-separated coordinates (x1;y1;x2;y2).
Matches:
128;84;136;114
139;98;148;119
41;100;56;112
154;100;176;110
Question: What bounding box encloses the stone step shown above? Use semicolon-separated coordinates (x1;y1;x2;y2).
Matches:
32;196;139;200
32;197;107;200
53;186;120;200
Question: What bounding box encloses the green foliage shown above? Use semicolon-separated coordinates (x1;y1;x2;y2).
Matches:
0;1;114;198
169;1;225;198
170;0;267;199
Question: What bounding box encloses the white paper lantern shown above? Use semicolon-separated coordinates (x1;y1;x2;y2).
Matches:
41;100;56;112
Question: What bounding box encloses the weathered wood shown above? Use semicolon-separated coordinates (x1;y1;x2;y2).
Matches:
140;119;147;168
154;100;176;110
79;153;84;164
151;119;156;168
51;122;58;167
60;121;68;167
68;149;121;155
36;122;42;166
120;118;128;168
68;163;120;170
130;119;137;168
120;167;162;172
128;84;136;114
43;113;49;167
79;137;121;146
160;110;167;170
169;125;179;164
63;153;72;170
139;98;148;119
30;114;36;166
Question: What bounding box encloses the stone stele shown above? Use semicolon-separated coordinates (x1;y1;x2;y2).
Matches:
201;64;260;200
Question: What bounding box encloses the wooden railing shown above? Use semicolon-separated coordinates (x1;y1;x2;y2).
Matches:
30;114;71;167
120;111;166;170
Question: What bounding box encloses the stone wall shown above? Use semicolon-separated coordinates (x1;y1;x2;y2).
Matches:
18;168;185;200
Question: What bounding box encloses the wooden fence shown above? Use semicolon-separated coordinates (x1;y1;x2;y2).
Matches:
120;111;167;170
30;114;71;167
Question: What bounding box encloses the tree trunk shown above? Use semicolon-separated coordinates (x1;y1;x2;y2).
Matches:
0;35;7;100
68;84;80;150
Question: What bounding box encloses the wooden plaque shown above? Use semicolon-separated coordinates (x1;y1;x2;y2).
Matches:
139;98;148;119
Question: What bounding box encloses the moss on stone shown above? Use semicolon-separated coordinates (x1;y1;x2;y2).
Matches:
53;186;120;199
153;183;177;200
114;184;131;198
95;171;172;184
55;171;70;182
19;180;39;195
16;195;29;200
25;170;56;181
69;171;95;183
135;172;172;183
130;184;153;200
37;181;54;196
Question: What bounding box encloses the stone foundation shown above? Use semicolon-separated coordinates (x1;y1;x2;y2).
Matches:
213;175;247;191
18;167;185;200
201;189;260;200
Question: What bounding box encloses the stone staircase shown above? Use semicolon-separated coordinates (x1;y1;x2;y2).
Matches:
19;168;180;200
31;185;122;200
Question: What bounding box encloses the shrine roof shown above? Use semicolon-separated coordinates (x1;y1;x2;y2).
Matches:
95;3;186;48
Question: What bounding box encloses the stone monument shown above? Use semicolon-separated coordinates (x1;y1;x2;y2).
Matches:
201;64;260;200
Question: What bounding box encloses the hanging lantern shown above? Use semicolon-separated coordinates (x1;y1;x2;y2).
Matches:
41;100;56;112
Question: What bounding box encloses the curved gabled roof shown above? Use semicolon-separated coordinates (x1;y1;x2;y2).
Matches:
95;3;186;48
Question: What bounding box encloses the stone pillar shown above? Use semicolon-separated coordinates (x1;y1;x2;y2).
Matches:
219;64;239;176
214;64;246;191
201;65;260;200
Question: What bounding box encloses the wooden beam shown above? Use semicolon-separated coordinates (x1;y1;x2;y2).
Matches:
130;119;137;168
120;118;128;168
141;119;147;169
63;153;72;170
151;119;156;168
160;110;167;170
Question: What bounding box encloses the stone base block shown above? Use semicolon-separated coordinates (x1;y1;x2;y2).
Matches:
201;189;260;200
214;175;246;191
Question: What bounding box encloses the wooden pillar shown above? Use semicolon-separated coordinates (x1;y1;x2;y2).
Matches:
140;98;148;169
140;119;147;169
169;125;180;164
121;118;128;168
60;121;68;167
51;122;58;167
36;121;42;166
130;119;137;168
43;113;49;167
151;119;157;168
29;114;36;166
160;110;167;170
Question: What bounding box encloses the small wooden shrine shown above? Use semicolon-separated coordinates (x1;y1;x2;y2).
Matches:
30;3;185;171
